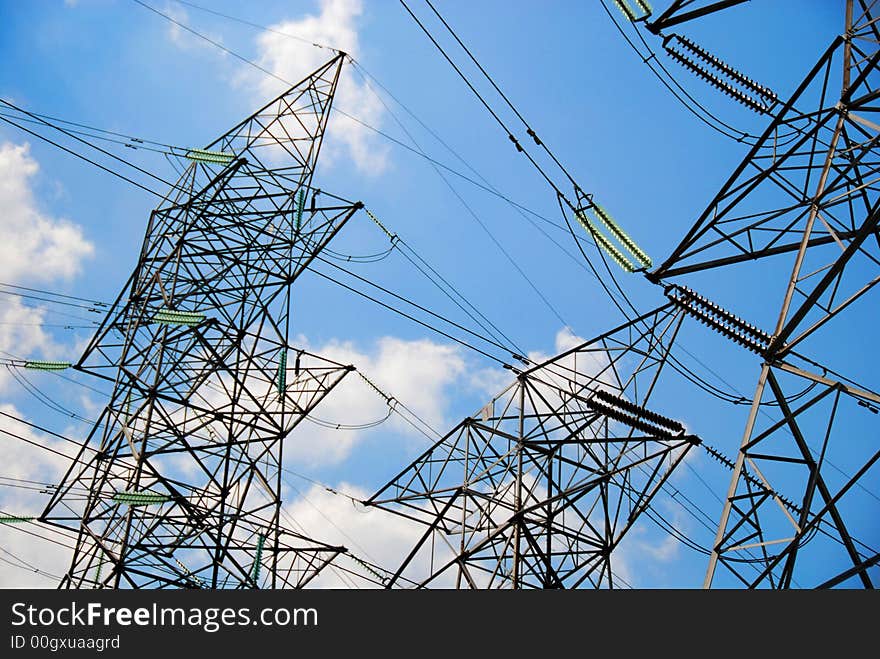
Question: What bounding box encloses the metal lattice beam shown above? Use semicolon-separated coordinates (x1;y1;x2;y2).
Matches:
368;305;701;589
649;1;880;589
40;54;362;589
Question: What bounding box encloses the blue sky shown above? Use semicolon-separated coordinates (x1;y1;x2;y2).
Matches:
0;0;873;588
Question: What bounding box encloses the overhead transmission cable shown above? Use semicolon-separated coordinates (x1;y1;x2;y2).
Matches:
0;297;103;327
4;367;96;427
348;62;620;284
307;260;512;365
0;282;108;310
401;0;654;288
0;108;178;150
422;0;582;189
398;0;654;330
0;98;183;196
305;214;528;356
171;0;341;51
598;0;824;152
0;112;168;199
0;407;131;471
0;110;175;156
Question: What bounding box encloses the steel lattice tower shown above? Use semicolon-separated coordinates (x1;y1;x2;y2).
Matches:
40;54;365;588
649;0;880;588
369;305;701;588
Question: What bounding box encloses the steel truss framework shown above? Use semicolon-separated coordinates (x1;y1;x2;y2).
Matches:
40;54;364;588
369;305;701;588
650;0;880;588
705;362;880;588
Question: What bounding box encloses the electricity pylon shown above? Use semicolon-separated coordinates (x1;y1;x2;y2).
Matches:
41;54;364;588
650;0;880;588
369;305;701;588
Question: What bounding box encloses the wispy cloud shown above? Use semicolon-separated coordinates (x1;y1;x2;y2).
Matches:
0;142;93;283
242;0;389;175
284;334;466;466
162;4;225;52
282;483;450;588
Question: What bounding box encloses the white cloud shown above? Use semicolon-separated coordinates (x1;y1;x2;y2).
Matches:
0;142;93;585
285;335;466;466
282;483;439;588
0;142;93;283
243;0;389;174
0;298;63;392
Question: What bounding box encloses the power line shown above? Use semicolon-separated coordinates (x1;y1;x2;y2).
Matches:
360;79;569;330
0;288;105;313
130;0;594;242
0;108;178;150
397;0;576;206
395;238;532;353
0;407;110;463
0;110;175;156
0;298;102;326
395;1;648;325
0;98;182;193
0;281;108;308
313;253;527;362
5;367;96;426
0;113;167;199
307;261;511;365
422;0;582;189
347;60;647;327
